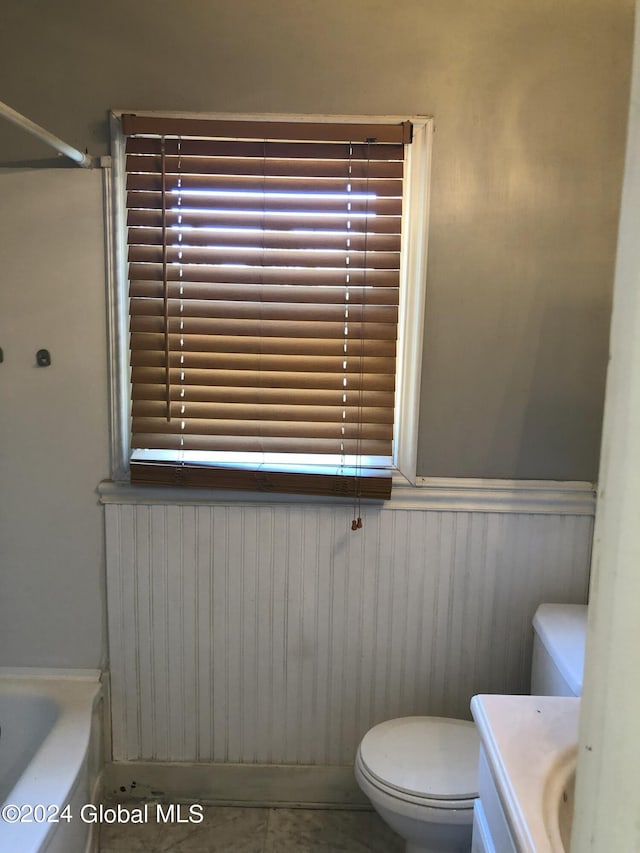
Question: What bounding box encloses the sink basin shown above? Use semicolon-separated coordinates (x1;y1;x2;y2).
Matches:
472;695;581;853
544;746;577;852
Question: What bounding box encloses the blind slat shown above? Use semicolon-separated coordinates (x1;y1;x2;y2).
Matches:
129;334;395;357
132;400;394;424
129;319;397;341
128;245;401;271
131;366;395;391
130;297;398;322
131;417;392;440
128;263;399;287
127;153;404;179
129;280;400;305
132;383;394;406
127;208;403;234
131;435;391;455
130;349;395;375
127;172;403;196
126;190;403;216
128;227;402;254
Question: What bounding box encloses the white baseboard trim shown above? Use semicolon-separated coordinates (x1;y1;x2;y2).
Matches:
98;477;596;515
105;762;369;809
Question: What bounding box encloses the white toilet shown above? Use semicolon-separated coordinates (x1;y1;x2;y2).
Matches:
354;603;587;853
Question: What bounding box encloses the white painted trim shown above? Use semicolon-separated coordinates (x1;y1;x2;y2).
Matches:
98;477;595;514
394;118;433;483
106;113;130;483
407;477;596;514
572;6;640;850
105;762;368;809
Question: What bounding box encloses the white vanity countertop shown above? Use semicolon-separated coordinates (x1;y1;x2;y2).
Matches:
471;694;580;853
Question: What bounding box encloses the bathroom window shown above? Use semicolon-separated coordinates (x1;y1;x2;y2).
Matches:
111;113;432;498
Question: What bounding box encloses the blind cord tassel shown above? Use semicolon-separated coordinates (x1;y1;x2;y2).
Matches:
351;516;363;531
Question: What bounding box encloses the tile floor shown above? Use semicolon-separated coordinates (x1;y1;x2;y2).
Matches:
99;803;404;852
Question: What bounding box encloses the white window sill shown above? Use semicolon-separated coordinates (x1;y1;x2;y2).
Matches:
97;477;596;515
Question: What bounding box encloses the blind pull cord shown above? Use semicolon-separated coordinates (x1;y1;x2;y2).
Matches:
351;138;375;531
177;138;186;465
343;143;362;531
161;136;171;422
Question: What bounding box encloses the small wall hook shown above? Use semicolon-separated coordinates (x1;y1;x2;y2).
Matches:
36;349;51;367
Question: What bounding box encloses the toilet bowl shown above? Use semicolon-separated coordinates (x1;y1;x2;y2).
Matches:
354;604;587;853
355;716;478;853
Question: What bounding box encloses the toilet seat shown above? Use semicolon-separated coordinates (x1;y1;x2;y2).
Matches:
357;716;479;808
356;751;475;812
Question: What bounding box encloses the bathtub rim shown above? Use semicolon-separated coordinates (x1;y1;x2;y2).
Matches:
0;668;103;853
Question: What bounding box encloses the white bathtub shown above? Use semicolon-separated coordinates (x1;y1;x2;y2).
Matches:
0;671;102;853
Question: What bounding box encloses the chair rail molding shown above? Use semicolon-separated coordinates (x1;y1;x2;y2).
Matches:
98;477;596;515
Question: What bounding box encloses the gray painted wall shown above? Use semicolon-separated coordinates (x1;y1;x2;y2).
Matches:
0;0;633;480
0;169;108;667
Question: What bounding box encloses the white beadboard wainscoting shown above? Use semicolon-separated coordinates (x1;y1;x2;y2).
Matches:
101;480;594;802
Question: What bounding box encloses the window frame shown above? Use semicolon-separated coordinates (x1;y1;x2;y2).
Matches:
105;111;433;493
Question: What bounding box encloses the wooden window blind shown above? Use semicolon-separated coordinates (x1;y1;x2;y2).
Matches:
123;114;412;499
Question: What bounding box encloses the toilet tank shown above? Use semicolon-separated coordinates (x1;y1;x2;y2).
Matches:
531;604;588;696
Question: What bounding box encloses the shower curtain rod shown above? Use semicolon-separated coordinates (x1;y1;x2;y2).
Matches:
0;100;92;168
